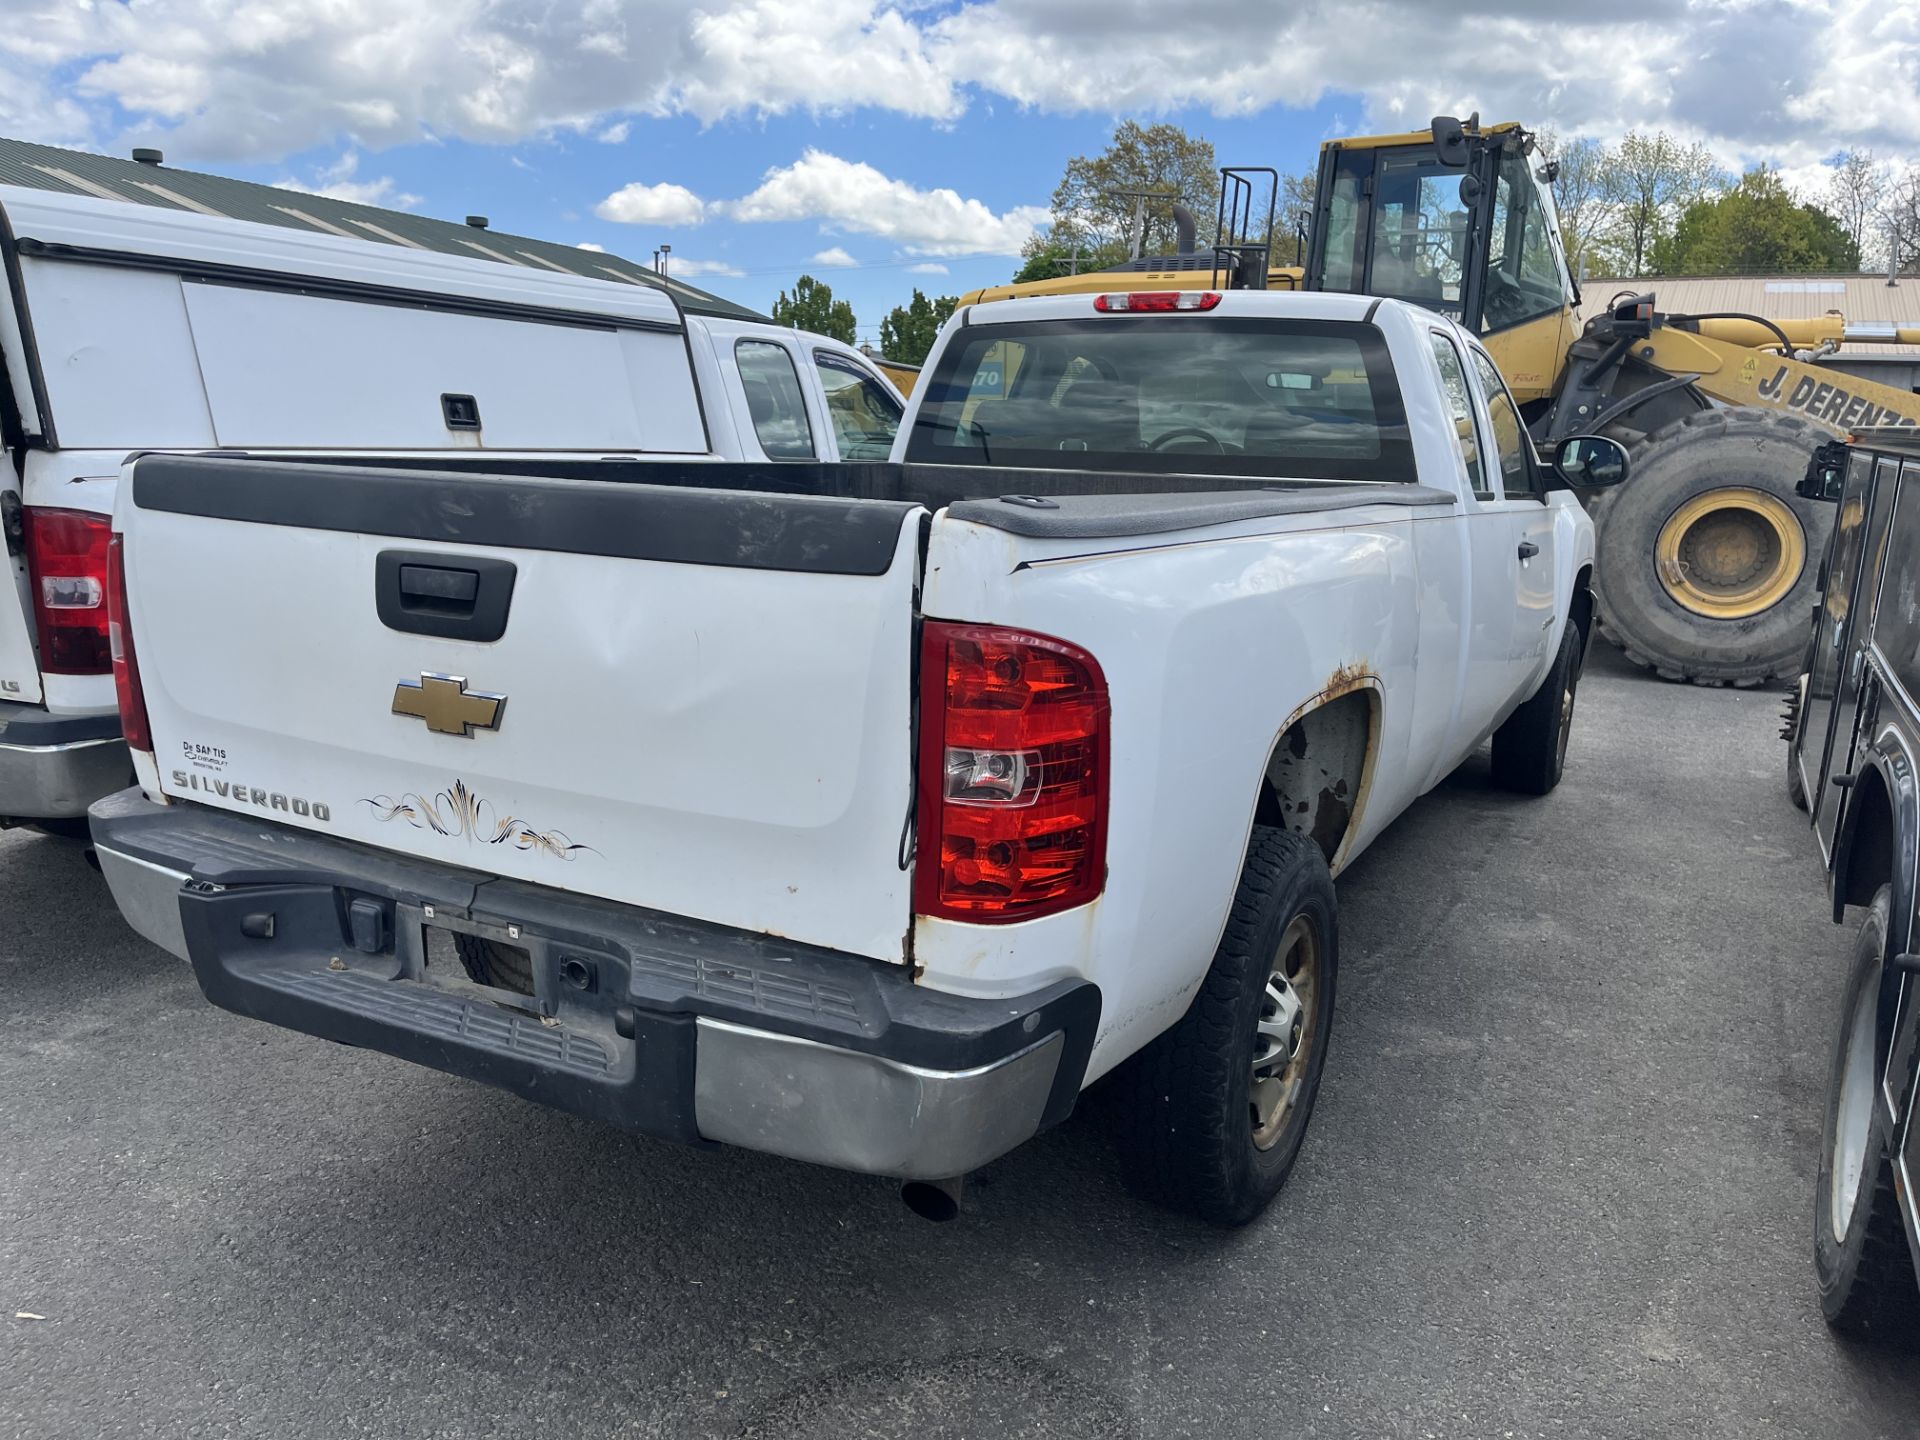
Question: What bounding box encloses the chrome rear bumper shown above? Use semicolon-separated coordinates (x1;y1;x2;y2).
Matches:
0;702;129;821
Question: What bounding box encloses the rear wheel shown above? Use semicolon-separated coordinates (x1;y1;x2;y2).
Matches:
1122;826;1338;1226
1491;616;1583;795
1595;409;1830;687
1815;886;1920;1343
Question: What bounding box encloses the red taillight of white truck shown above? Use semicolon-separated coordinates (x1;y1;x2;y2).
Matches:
916;621;1109;923
24;507;114;674
106;535;152;753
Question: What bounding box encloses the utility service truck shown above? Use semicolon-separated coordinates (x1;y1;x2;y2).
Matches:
90;288;1626;1223
0;185;902;836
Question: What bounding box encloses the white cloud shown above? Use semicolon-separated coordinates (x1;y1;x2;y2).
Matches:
811;245;858;267
909;262;949;275
595;180;707;227
726;150;1050;256
676;0;962;123
576;241;608;252
6;1;1918;172
597;121;630;144
274;151;421;209
666;257;745;278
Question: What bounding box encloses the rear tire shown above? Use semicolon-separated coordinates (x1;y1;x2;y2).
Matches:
1595;409;1830;687
1815;886;1920;1343
1491;617;1582;795
1122;826;1337;1226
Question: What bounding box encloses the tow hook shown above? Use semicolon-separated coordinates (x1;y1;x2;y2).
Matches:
900;1174;966;1222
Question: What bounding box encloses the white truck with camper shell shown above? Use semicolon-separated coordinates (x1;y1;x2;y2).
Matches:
0;183;901;835
89;286;1626;1223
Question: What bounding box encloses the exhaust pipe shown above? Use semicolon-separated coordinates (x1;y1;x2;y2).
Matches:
900;1174;965;1222
1171;203;1197;256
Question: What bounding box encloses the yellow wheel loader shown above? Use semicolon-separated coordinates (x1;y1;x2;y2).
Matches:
959;118;1920;686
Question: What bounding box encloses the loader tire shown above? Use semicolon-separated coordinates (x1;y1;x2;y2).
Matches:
1120;826;1337;1227
1594;409;1831;688
1815;886;1920;1344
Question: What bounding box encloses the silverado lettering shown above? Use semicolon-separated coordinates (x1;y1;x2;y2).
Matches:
170;770;330;820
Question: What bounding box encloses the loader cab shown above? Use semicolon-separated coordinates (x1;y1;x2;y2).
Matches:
1304;121;1577;400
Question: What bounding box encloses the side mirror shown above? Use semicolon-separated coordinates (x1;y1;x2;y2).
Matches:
1431;116;1470;169
1551;434;1629;489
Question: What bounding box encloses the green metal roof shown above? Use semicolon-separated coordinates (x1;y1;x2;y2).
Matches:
0;134;767;322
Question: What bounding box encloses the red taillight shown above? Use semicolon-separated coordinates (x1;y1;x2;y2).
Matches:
916;622;1109;923
25;507;113;674
1093;291;1220;313
107;535;152;754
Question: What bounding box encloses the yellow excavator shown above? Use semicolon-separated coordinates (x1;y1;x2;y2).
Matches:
957;118;1920;686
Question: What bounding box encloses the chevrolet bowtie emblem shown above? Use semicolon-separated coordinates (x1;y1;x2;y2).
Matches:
391;673;506;737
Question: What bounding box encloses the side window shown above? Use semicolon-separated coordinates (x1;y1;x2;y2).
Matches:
814;353;902;460
734;340;815;460
1468;348;1533;499
1481;146;1566;334
1428;332;1489;499
1871;461;1920;700
1365;155;1471;318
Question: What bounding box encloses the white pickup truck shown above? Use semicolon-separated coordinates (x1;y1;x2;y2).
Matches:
89;288;1624;1224
0;184;901;834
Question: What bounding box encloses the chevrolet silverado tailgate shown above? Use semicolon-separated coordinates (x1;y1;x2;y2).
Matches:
118;455;924;963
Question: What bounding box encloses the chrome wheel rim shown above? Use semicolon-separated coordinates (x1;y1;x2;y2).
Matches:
1831;969;1879;1240
1251;914;1319;1151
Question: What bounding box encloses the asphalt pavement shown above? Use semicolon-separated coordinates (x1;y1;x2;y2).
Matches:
4;646;1919;1439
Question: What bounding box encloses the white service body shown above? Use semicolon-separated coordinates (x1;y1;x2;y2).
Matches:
0;184;900;821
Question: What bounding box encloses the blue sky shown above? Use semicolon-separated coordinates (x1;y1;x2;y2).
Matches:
227;98;1357;339
2;1;1909;341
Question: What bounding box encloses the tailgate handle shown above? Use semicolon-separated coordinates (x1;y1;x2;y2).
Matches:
400;564;479;608
376;550;516;642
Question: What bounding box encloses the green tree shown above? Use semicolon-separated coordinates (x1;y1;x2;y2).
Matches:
1010;237;1128;284
1602;130;1726;275
1047;120;1221;259
877;289;958;366
1650;168;1860;274
1270;170;1315;266
771;274;856;343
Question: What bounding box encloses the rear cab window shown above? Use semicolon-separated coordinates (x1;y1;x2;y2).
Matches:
734;339;816;460
904;316;1413;483
814;352;903;459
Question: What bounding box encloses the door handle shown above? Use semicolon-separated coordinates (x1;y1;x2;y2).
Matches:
1517;540;1540;560
376;550;517;642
